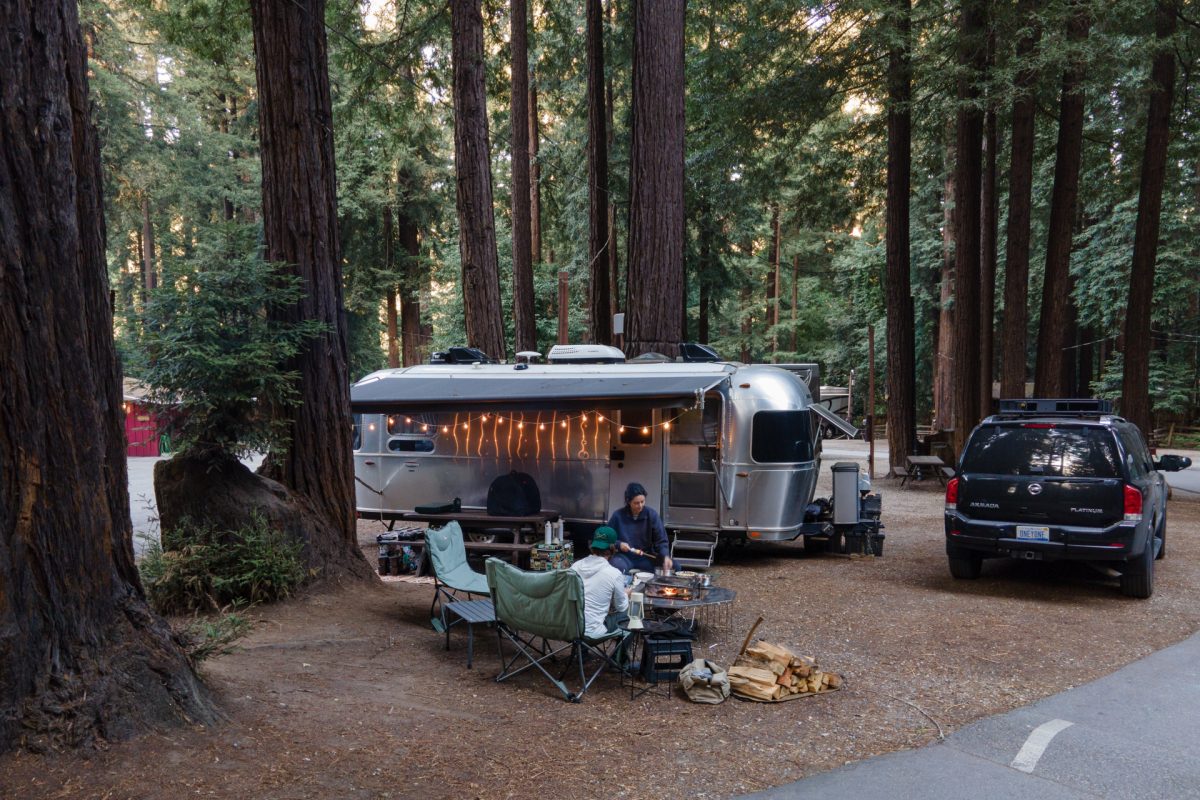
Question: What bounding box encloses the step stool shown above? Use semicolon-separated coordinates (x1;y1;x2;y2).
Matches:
670;531;718;570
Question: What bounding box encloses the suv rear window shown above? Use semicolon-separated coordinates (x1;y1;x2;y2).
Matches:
961;425;1120;478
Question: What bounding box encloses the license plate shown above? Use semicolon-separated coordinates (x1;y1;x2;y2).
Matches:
1016;525;1050;542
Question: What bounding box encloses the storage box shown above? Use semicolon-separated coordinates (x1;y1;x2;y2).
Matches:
529;543;573;571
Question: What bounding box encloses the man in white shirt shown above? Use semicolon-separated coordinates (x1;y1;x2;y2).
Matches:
570;526;629;639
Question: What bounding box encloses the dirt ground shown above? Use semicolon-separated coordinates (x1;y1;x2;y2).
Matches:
5;455;1200;800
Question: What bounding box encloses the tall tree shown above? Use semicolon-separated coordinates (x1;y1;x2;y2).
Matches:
950;0;987;454
885;0;915;475
1000;0;1041;399
0;0;214;751
768;204;781;358
1122;0;1179;431
625;0;686;357
530;79;543;266
934;126;956;431
980;86;998;418
586;0;612;344
511;0;537;352
250;0;363;566
1034;6;1090;397
450;0;506;358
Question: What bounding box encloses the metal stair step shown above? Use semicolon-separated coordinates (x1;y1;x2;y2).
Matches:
670;557;712;570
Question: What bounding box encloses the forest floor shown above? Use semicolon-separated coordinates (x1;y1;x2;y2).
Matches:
4;452;1200;799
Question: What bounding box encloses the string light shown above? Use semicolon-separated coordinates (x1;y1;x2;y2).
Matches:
517;422;524;429
383;408;693;442
560;420;567;428
442;426;449;433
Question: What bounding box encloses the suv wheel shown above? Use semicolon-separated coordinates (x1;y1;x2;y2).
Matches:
1120;536;1155;599
948;548;982;580
1155;512;1167;560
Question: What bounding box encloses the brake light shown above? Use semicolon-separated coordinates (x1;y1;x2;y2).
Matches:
1023;423;1056;429
945;477;959;510
1123;484;1143;521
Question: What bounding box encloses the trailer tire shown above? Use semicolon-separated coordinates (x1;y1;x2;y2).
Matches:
802;536;828;554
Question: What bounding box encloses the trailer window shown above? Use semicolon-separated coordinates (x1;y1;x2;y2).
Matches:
670;400;720;446
387;414;436;435
353;414;362;451
388;438;435;453
752;411;814;463
619;409;654;445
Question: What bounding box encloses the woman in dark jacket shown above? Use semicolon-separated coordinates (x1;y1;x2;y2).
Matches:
607;482;673;573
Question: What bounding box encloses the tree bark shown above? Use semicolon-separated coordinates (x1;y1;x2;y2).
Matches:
885;0;915;475
0;0;215;752
250;0;367;576
934;123;956;431
607;0;619;315
511;0;537;353
980;96;998;418
529;80;542;266
950;0;987;456
384;206;399;368
1122;0;1178;432
625;0;686;358
791;253;800;353
768;204;781;359
1034;7;1090;397
1000;0;1040;400
397;201;424;367
450;0;506;359
586;0;612;344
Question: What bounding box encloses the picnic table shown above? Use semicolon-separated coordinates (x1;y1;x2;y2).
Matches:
397;507;562;572
901;454;952;487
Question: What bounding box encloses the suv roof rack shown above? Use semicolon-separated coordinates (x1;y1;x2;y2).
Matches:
993;398;1114;418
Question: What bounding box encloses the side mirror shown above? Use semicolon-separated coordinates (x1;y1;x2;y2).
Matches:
1154;454;1193;472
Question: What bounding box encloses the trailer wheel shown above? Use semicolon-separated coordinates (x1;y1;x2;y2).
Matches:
802;536;828;554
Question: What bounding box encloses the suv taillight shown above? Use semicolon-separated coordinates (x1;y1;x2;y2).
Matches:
945;477;959;510
1123;484;1143;521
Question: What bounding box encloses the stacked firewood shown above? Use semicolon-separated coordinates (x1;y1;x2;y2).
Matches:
728;640;842;702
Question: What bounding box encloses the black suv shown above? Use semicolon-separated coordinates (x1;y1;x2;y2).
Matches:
944;399;1192;598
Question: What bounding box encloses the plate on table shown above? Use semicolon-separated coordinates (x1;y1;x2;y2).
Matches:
633;571;654;584
675;570;698;578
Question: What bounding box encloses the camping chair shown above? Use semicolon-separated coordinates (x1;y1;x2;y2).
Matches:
426;522;491;642
485;558;629;703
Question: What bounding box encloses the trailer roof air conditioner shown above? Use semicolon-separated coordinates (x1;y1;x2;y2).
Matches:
546;344;626;364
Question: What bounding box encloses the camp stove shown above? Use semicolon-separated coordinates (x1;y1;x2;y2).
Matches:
643;574;704;601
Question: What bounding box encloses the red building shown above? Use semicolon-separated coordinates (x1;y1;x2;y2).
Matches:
123;379;166;457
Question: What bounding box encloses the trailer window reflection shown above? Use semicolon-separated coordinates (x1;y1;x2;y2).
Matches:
619;409;654;444
386;414;435;435
387;438;435;453
353;414;362;451
752;411;814;463
671;400;720;446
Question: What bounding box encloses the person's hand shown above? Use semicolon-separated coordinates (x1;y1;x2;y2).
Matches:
619;542;630;553
664;556;673;570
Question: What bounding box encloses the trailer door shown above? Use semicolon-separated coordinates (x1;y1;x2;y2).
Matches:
664;399;721;530
608;408;664;518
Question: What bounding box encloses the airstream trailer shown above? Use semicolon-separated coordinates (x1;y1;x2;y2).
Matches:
350;347;857;549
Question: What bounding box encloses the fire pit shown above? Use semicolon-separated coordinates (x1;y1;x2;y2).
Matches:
645;584;696;600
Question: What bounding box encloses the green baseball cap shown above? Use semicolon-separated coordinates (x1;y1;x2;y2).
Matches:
590;526;618;551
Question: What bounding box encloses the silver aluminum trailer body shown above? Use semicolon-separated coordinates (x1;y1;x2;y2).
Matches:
350;362;822;541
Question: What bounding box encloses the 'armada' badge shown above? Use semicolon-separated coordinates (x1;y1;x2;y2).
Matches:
1028;483;1043;496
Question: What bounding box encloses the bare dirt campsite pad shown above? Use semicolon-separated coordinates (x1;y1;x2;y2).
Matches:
5;457;1200;799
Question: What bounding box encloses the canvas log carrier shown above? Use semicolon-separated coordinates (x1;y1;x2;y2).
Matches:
486;471;542;516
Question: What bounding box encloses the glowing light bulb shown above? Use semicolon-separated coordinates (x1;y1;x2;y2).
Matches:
368;423;376;431
517;422;524;429
462;422;469;430
497;417;504;424
581;414;588;422
597;415;605;422
421;425;429;432
539;424;546;431
405;417;412;424
560;420;567;428
442;426;449;433
641;427;649;435
663;422;671;431
482;414;489;421
619;426;626;433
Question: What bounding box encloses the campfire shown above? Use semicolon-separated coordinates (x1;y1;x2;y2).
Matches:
644;583;696;600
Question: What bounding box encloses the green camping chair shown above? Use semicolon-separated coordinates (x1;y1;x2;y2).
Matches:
426;522;491;640
485;558;629;703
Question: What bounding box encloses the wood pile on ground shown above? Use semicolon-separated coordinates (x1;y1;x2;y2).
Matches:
728;638;842;702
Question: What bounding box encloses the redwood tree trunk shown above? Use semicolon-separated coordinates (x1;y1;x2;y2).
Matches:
450;0;506;358
885;0;915;475
250;0;364;571
950;0;987;456
398;202;424;367
529;80;543;266
1035;7;1090;397
1122;0;1178;432
511;0;537;352
625;0;686;358
768;204;781;358
384;206;399;368
1000;0;1040;400
980;98;998;418
0;0;214;751
586;0;612;344
141;194;157;292
934;125;956;431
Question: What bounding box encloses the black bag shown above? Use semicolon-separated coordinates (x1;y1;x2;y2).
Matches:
486;471;541;516
414;497;461;515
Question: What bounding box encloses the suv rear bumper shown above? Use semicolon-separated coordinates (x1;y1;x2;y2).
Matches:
944;512;1147;561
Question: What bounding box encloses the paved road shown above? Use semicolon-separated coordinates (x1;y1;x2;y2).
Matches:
741;628;1200;799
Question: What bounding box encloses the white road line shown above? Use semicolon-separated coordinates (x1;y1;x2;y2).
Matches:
1011;719;1075;773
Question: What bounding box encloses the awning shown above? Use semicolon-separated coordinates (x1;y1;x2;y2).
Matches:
811;403;860;438
351;368;730;413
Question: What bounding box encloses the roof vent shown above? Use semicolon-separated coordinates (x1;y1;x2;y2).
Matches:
546;344;626;364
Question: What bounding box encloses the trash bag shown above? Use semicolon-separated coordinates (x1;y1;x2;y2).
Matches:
679;658;730;705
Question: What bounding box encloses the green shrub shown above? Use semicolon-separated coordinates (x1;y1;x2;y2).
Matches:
140;512;308;614
177;612;253;664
